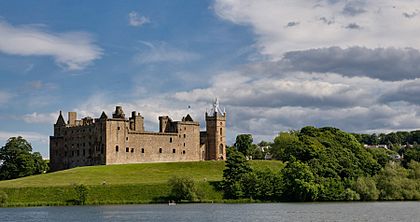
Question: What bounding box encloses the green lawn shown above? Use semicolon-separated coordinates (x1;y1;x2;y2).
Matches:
0;160;283;207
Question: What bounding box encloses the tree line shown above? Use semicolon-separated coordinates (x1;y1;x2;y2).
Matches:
221;127;420;201
352;131;420;146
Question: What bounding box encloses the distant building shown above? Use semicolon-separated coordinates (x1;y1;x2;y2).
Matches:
50;99;226;171
364;144;388;149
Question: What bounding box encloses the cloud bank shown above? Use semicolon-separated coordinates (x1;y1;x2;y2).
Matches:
0;21;102;70
214;0;420;59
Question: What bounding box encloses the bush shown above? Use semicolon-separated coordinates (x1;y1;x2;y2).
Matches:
352;177;379;200
0;191;8;205
168;176;197;202
74;184;88;205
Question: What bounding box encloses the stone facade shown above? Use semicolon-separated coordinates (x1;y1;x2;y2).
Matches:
50;100;226;171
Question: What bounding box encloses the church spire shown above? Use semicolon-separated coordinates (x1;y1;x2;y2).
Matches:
55;111;66;125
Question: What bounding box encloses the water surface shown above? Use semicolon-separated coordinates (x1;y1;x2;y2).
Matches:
1;202;419;222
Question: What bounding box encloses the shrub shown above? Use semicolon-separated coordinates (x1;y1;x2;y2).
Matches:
168;176;197;202
74;184;88;205
352;177;379;200
0;191;8;205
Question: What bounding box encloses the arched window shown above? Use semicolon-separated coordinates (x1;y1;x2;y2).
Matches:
159;148;162;153
219;144;224;155
141;148;145;153
220;128;222;136
116;145;119;152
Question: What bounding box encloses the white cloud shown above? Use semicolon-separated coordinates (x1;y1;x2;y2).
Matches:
214;0;420;59
0;21;102;70
134;41;200;64
128;11;150;27
0;131;49;144
22;112;58;124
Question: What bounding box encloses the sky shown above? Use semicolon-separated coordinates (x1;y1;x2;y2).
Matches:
1;0;420;158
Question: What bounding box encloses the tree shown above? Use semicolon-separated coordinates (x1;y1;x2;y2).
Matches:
402;145;420;167
280;159;319;201
249;144;264;160
352;177;379;200
168;176;197;201
234;134;253;158
271;132;300;160
0;137;48;180
222;148;252;199
241;168;283;201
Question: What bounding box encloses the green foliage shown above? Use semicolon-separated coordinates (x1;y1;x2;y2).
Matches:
271;132;300;160
367;148;398;167
352;177;379;200
0;137;48;180
280;159;319;201
234;134;253;158
273;127;381;180
408;161;420;179
375;163;420;200
241;168;282;201
222;148;252;199
402;145;420;167
317;177;351;201
32;152;49;174
342;188;360;201
0;190;7;205
249;144;264;160
73;184;88;205
168;176;197;201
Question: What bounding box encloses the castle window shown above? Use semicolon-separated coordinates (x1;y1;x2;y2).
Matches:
131;148;134;153
126;137;128;141
126;147;129;152
183;143;186;147
83;149;85;156
77;150;80;156
184;127;186;130
173;149;176;153
116;146;119;152
170;137;172;143
159;148;162;153
117;126;120;130
141;148;145;153
183;150;186;154
219;144;224;155
101;147;104;154
220;128;222;136
183;134;186;138
72;151;74;157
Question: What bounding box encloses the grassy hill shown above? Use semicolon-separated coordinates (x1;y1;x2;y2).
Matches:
0;160;283;207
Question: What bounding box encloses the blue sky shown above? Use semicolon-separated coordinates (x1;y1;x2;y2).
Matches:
2;0;420;157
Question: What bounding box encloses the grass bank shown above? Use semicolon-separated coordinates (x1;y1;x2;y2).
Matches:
0;160;283;207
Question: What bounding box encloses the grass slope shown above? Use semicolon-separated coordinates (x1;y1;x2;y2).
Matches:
0;160;283;207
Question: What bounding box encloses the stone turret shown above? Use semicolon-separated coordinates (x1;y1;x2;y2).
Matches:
205;98;226;160
113;106;125;119
54;111;66;136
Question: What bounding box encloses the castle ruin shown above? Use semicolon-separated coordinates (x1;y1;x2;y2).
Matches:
49;99;226;171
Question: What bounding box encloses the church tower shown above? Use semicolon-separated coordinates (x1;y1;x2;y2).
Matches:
205;98;226;160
